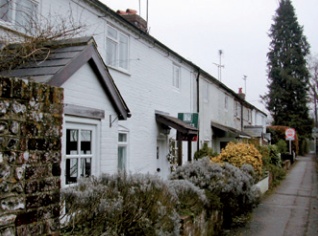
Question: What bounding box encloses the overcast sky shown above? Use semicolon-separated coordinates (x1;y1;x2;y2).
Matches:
101;0;318;113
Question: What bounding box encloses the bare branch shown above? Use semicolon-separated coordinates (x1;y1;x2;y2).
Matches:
0;5;86;72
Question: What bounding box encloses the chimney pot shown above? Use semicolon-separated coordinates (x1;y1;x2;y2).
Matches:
126;9;137;14
117;10;127;15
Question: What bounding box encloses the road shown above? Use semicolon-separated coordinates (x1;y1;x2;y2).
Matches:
231;154;318;236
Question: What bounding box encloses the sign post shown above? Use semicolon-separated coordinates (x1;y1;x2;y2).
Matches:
285;128;296;154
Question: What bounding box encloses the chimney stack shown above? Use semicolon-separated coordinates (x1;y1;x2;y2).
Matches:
117;9;147;32
238;87;246;100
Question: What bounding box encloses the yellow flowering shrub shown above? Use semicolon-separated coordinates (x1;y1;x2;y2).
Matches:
212;142;263;177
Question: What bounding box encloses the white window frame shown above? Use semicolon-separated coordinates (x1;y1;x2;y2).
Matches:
62;117;100;188
0;0;38;30
106;25;129;71
235;101;240;118
224;95;228;111
118;131;129;171
248;109;252;123
173;64;181;89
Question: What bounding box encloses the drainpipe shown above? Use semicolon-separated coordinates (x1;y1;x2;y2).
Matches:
196;69;200;151
241;103;244;131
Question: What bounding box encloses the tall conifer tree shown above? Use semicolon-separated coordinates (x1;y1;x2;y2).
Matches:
263;0;312;140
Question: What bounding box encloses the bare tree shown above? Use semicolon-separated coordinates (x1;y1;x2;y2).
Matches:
0;1;85;71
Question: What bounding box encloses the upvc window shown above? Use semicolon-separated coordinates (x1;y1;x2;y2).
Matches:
173;64;181;89
248;109;252;123
235;101;241;117
64;122;97;186
106;25;129;70
0;0;38;27
224;96;228;110
118;132;128;171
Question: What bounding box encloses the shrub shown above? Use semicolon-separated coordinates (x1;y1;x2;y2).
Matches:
194;143;218;160
61;173;180;236
276;139;288;154
267;126;299;154
212;142;263;179
170;158;260;228
257;145;286;190
168;179;208;217
300;138;309;155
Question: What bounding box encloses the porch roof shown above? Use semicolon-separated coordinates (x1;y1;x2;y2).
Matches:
0;37;131;120
211;121;251;139
156;113;198;135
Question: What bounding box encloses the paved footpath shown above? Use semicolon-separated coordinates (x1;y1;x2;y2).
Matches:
234;154;318;236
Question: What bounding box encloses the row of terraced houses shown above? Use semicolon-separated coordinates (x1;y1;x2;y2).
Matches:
0;0;268;185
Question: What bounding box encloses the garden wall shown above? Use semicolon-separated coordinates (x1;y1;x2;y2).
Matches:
0;77;63;235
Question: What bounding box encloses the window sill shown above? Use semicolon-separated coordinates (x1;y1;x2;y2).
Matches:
0;23;31;38
172;86;181;93
107;65;131;77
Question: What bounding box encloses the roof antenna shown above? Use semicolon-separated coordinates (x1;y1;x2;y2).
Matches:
213;49;224;81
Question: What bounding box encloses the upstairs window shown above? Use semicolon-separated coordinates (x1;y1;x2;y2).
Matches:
248;109;252;123
0;0;38;28
106;26;129;70
235;101;241;117
224;96;228;110
173;64;181;89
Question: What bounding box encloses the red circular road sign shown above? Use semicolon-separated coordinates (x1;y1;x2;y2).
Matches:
285;128;295;140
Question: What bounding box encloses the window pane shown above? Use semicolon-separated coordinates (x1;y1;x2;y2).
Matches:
118;133;127;142
15;0;38;27
173;66;180;88
106;38;117;66
66;129;78;155
107;26;117;39
118;146;126;170
66;158;78;184
0;0;12;22
80;158;91;177
81;130;92;154
119;34;128;69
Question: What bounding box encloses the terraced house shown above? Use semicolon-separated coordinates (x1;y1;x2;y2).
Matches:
0;0;267;181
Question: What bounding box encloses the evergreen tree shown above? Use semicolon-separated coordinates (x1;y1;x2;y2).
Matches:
263;0;313;140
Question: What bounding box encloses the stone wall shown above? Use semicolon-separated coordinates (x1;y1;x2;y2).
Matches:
0;77;63;235
180;210;223;236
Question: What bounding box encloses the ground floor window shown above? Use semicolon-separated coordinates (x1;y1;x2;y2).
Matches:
118;132;128;171
63;119;98;186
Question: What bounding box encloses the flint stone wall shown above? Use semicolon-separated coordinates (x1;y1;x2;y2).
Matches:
0;77;63;235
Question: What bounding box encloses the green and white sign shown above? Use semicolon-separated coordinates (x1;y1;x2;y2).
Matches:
178;113;199;128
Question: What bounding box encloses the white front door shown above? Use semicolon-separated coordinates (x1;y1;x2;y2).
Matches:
156;138;169;179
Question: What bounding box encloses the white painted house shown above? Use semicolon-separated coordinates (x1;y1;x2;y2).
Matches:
0;37;131;187
0;0;267;180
